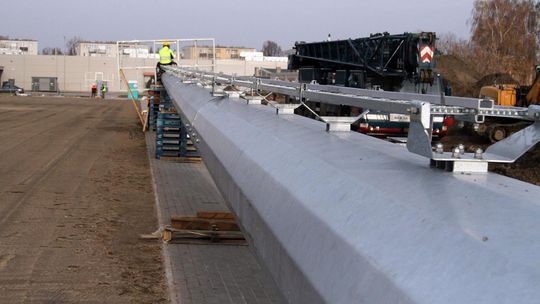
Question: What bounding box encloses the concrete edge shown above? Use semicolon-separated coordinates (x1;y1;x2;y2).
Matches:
144;133;179;304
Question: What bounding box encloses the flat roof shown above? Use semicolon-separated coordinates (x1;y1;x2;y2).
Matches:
0;39;37;42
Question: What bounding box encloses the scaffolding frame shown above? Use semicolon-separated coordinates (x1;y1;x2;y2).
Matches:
116;38;216;91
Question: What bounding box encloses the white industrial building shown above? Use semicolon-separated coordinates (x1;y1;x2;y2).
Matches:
240;51;288;62
76;41;156;58
76;42;118;57
0;38;287;92
0;39;38;55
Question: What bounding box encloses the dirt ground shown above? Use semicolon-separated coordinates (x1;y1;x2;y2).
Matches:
490;145;540;186
0;96;167;303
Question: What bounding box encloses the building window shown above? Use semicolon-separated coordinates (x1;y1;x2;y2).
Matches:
20;47;28;52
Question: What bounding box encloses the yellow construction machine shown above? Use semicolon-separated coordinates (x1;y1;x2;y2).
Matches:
479;84;518;106
476;66;540;141
479;65;540;107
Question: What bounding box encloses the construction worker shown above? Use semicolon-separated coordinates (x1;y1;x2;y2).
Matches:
91;83;97;98
156;42;177;82
101;83;107;99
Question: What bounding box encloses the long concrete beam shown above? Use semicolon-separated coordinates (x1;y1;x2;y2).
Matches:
162;73;540;304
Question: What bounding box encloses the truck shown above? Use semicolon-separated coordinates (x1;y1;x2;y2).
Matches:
288;32;448;136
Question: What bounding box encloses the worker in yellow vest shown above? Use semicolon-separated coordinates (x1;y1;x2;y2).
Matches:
159;42;175;65
156;42;177;82
101;83;107;99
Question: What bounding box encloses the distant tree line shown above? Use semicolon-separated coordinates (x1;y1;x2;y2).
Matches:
65;36;83;55
39;36;83;56
439;0;540;84
262;40;283;56
41;47;64;55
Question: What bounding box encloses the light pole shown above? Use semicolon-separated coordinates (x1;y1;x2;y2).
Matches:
63;36;66;95
55;46;59;94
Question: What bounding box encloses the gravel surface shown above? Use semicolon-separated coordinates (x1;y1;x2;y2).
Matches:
0;96;167;303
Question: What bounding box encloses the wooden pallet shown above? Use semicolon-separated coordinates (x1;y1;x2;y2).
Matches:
162;212;246;245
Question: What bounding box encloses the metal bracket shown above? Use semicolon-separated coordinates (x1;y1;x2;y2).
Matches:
406;101;433;158
255;89;300;114
212;77;225;97
404;101;493;173
223;84;241;99
298;83;324;120
429;120;540;173
430;144;489;173
273;104;300;115
321;116;359;132
321;110;369;132
225;91;241;99
485;120;540;162
243;95;263;104
430;158;489;173
528;104;540;120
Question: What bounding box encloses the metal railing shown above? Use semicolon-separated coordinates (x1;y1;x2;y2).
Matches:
164;66;540;173
116;38;216;91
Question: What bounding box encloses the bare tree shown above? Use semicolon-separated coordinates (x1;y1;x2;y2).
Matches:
0;35;9;40
438;33;461;55
65;36;83;55
41;47;64;55
469;0;540;84
262;40;282;56
438;32;474;59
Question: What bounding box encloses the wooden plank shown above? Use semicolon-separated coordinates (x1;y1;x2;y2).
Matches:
142;110;149;132
170;217;240;231
159;156;202;163
176;157;202;163
196;212;235;220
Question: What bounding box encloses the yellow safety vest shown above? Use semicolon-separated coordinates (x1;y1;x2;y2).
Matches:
159;47;174;64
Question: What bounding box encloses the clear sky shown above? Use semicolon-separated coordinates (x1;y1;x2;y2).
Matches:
1;0;474;51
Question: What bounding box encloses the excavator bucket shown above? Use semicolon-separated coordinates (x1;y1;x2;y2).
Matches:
526;65;540;105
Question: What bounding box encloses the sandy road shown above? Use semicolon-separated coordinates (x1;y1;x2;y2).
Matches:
0;96;166;303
